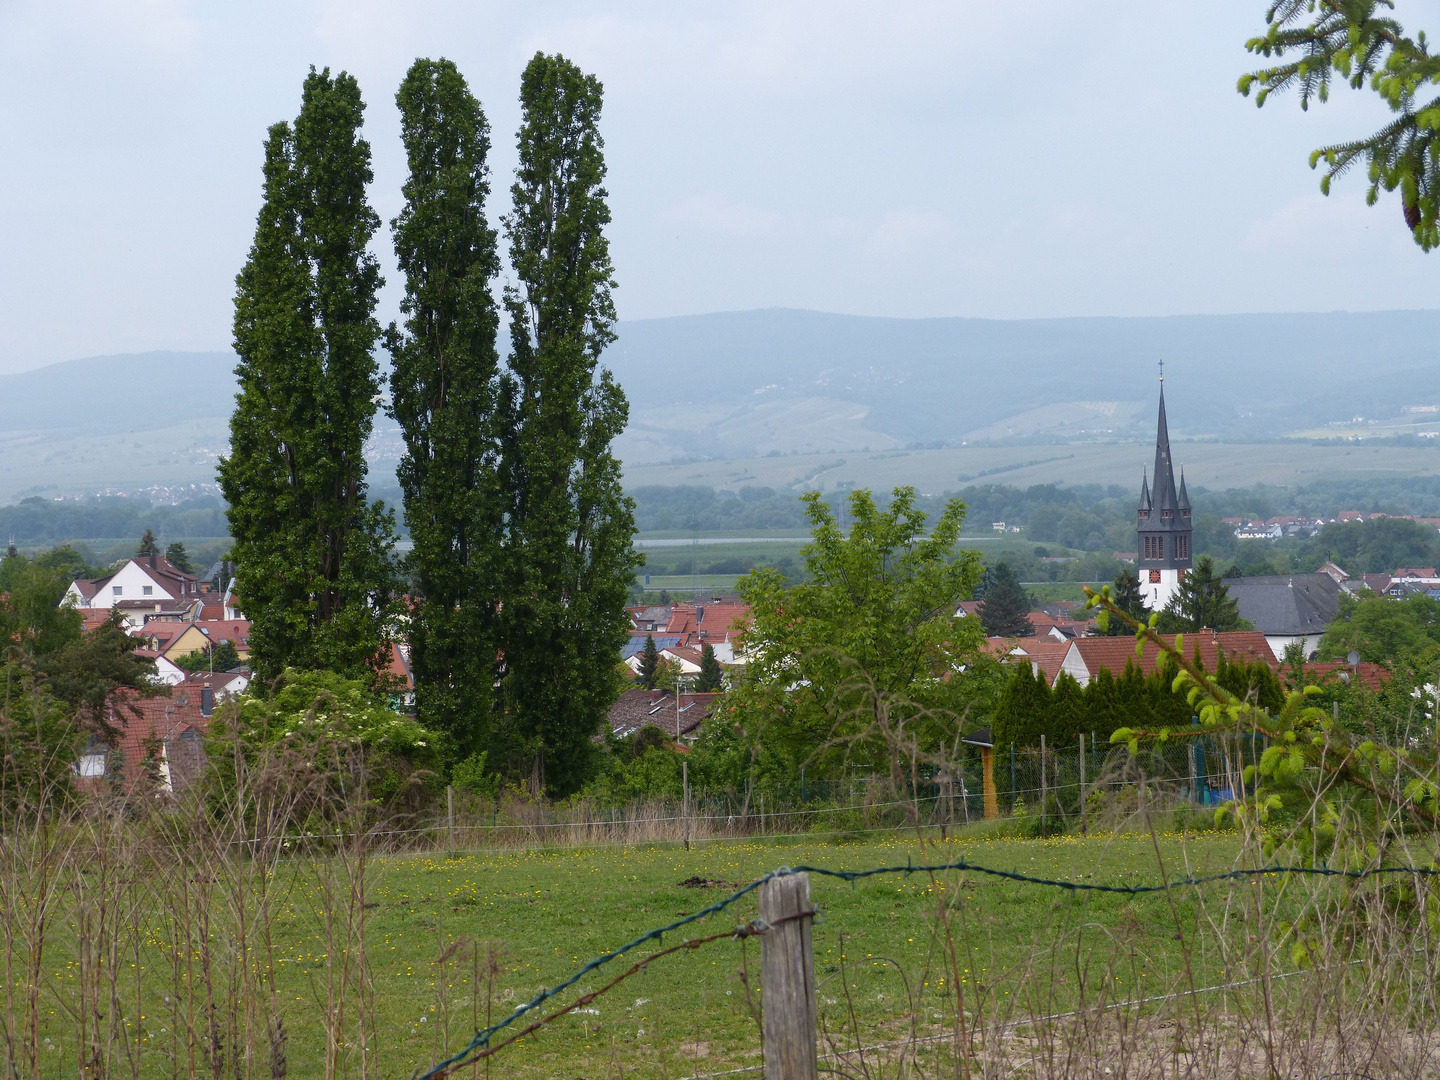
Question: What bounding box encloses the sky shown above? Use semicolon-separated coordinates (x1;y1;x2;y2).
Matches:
0;0;1434;374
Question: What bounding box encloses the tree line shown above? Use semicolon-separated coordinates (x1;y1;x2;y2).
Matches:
218;55;636;797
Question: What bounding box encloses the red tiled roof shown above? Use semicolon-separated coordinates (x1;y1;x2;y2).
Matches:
78;689;211;795
1300;661;1390;692
1065;631;1276;680
1393;568;1438;579
664;603;750;647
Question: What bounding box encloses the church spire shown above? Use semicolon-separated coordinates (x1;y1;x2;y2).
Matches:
1138;468;1151;513
1151;376;1179;513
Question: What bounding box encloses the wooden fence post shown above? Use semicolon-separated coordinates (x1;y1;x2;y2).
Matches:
447;785;455;858
1079;733;1087;838
759;872;817;1080
683;761;690;851
1039;734;1047;834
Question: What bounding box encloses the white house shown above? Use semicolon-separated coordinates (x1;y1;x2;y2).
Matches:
64;555;201;612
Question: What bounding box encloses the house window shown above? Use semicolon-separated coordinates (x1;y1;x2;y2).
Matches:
1175;535;1190;560
76;739;108;778
143;585;153;596
112;585;123;596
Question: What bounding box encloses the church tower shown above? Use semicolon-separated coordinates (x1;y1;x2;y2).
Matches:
1137;372;1192;610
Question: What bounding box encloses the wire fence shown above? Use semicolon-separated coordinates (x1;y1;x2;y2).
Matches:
417;856;1440;1079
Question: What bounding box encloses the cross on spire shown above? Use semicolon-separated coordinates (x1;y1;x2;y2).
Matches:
1158;357;1164;383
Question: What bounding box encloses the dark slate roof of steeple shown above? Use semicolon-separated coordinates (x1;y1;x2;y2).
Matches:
1138;469;1151;512
1150;384;1181;515
1177;469;1191;512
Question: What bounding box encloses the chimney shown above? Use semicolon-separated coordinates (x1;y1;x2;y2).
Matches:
149;552;156;570
200;685;214;718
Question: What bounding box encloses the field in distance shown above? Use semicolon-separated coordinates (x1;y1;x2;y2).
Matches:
623;442;1440;496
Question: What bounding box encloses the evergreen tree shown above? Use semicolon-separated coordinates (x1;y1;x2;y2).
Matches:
386;58;505;757
1114;659;1149;731
638;634;659;689
1156;556;1248;633
1103;568;1147;635
164;542;193;574
696;642;723;692
496;53;641;795
992;661;1048;749
978;562;1034;637
219;68;397;682
1081;667;1121;742
137;530;159;558
1047;671;1084;744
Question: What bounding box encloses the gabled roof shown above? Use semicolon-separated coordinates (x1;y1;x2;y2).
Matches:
1301;661;1389;692
1219;574;1340;636
1393;567;1439;579
608;688;720;740
1065;631;1275;681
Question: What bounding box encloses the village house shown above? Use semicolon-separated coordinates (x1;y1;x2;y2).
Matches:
607;687;720;743
1220;573;1340;661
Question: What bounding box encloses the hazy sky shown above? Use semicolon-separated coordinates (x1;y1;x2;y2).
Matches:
0;0;1433;374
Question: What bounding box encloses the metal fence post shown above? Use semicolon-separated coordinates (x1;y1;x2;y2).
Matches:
759;872;818;1080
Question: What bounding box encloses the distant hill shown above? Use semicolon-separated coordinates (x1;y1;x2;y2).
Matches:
4;310;1440;501
0;351;237;437
605;309;1440;461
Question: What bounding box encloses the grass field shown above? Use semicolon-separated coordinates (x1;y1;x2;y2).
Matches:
340;825;1244;1078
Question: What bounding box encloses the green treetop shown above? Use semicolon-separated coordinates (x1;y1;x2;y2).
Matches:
978;562;1034;637
708;487;991;785
1156;556;1250;633
696;642;723;692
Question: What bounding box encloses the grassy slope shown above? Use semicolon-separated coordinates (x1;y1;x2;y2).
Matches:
330;827;1243;1078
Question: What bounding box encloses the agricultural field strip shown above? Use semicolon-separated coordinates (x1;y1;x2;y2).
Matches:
417;854;1440;1078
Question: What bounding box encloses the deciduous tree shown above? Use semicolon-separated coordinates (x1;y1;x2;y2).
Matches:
386;58;505;757
219;68;397;682
495;53;641;795
709;487;991;785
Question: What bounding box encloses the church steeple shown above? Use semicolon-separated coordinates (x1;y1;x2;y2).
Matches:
1138;469;1151;515
1137;367;1191;584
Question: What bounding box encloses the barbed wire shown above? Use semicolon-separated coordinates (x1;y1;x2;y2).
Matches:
414;855;1440;1079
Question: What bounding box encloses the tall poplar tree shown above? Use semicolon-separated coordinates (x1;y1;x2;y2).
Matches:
497;53;640;795
386;58;504;756
220;68;396;681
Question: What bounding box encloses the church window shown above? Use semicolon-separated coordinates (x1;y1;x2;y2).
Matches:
1175;535;1190;559
1143;535;1164;560
1161;509;1173;519
1149;569;1161;583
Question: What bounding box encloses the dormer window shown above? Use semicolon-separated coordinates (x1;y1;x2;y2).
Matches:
1161;509;1173;519
1182;509;1191;518
1138;509;1149;519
